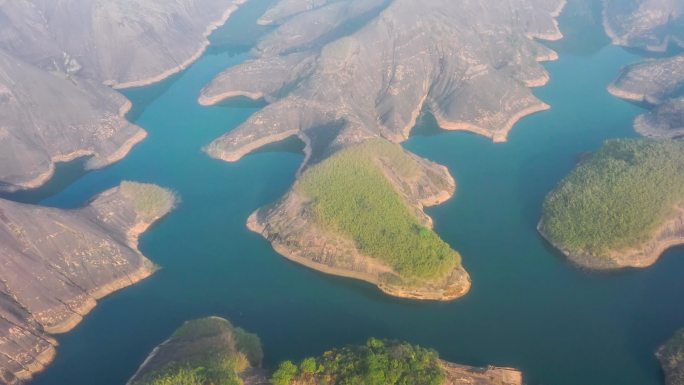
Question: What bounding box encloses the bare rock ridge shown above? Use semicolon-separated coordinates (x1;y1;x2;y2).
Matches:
128;317;523;385
0;182;177;385
199;0;565;300
0;0;246;193
603;0;684;52
607;54;684;138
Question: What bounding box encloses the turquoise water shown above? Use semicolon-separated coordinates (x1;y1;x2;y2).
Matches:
27;1;684;385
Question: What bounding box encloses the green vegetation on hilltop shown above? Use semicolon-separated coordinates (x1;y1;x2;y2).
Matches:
541;139;684;256
271;338;445;385
297;139;459;281
660;329;684;385
120;181;177;221
131;317;262;385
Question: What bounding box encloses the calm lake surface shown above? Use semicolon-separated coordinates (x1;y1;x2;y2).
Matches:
28;1;684;384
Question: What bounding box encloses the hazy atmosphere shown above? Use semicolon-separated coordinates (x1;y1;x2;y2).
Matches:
0;1;683;385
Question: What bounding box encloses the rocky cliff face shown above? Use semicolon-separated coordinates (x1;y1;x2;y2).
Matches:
603;0;683;52
200;0;564;300
0;0;246;193
0;182;176;385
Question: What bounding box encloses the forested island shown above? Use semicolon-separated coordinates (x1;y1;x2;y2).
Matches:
202;0;565;300
539;139;684;269
128;317;523;385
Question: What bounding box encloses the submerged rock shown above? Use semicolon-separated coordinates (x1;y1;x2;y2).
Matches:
0;182;176;384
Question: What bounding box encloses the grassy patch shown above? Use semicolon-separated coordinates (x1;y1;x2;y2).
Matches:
541;139;684;256
271;338;445;385
120;181;177;221
297;139;459;281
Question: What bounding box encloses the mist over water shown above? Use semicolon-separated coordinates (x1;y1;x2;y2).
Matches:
28;1;684;385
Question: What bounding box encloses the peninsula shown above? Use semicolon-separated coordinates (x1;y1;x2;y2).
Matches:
129;317;523;385
608;55;684;139
603;0;683;52
0;0;247;193
200;0;566;300
658;329;684;385
0;182;176;385
539;139;684;269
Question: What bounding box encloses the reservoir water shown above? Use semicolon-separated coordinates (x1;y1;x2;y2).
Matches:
26;1;684;384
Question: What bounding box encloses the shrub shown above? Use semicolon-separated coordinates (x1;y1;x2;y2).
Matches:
271;360;298;385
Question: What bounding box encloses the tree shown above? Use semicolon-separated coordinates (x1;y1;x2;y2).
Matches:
271;361;298;385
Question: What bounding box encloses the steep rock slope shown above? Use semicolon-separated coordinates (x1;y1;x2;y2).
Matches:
0;0;246;192
0;0;246;88
603;0;684;52
0;182;176;384
608;54;684;138
199;0;565;300
0;51;145;192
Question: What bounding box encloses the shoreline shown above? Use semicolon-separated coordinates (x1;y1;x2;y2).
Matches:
537;206;684;270
198;90;265;107
607;83;662;105
432;102;551;143
26;186;176;382
206;129;300;162
109;0;248;90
